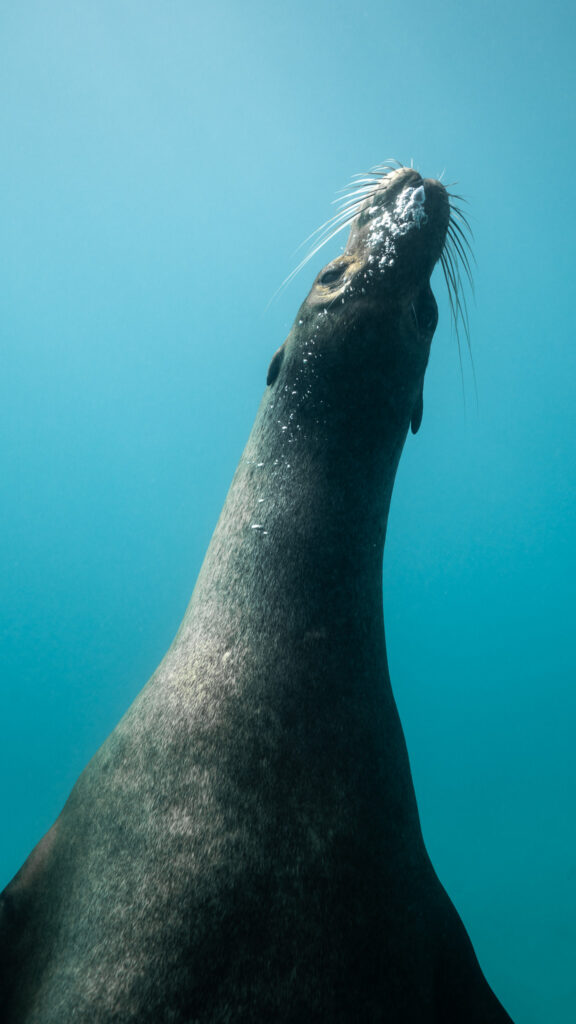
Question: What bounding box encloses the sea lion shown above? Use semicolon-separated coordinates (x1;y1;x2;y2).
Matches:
0;165;514;1022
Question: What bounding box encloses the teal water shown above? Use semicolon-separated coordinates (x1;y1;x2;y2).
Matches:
1;2;575;1020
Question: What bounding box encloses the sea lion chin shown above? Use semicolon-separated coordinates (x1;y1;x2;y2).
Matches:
0;164;513;1023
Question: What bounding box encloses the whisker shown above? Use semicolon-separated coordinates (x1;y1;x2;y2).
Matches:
447;201;474;233
441;230;478;407
441;252;466;405
447;216;475;257
447;226;475;290
442;243;470;338
275;168;397;296
446;191;469;204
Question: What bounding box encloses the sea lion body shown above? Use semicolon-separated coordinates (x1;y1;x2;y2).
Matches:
0;167;513;1021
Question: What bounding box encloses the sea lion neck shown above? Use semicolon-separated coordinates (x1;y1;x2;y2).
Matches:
180;357;405;691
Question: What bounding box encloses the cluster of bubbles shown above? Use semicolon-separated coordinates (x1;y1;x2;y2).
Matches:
365;184;428;272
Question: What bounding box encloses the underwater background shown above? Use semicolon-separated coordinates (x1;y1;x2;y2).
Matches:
1;2;575;1020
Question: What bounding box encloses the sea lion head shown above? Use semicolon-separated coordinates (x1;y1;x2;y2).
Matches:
267;165;470;440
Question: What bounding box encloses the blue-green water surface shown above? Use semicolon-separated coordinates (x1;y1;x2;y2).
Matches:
1;3;575;1021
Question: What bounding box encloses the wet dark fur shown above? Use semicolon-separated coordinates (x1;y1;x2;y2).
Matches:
0;166;512;1022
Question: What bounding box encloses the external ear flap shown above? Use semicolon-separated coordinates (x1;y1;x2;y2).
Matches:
410;389;424;434
266;345;285;386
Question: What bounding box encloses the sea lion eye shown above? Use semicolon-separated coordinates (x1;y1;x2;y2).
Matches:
319;265;346;286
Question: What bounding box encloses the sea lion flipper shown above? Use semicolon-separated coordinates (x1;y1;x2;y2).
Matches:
410;388;424;434
267;344;285;386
